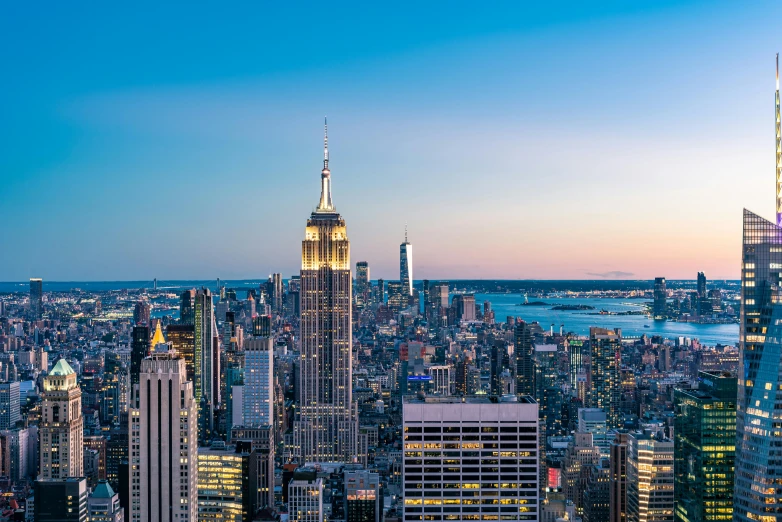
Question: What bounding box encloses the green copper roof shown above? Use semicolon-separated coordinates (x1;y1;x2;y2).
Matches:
91;481;115;498
50;358;75;376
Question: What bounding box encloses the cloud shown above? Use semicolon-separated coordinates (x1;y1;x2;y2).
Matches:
585;270;635;278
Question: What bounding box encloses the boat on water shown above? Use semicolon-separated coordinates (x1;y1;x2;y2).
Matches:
644;324;650;328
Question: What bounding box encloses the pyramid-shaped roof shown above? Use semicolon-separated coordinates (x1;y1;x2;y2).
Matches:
150;321;166;351
50;358;75;376
91;481;115;498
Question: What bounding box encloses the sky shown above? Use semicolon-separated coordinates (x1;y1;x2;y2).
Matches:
1;1;780;281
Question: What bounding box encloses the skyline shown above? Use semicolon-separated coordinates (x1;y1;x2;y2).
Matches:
3;2;782;280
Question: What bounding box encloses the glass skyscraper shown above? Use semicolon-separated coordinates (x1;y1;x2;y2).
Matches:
674;371;736;522
734;209;782;522
400;230;413;297
589;327;622;430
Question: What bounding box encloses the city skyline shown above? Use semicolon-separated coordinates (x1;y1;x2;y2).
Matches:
3;2;781;281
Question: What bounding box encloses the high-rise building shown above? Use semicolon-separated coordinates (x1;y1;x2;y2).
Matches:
653;277;667;320
696;272;707;297
609;432;629;522
589;327;622;430
130;326;150;392
266;274;283;316
195;288;218;442
293;122;357;463
243;337;274;428
400;228;413;297
427;365;451;395
626;431;674;522
129;346;198;522
563;432;600;514
34;477;88;522
490;341;509;395
674;372;736;522
180;289;196;325
402;396;540;522
87;481;124;522
735;208;782;522
230;426;275;510
0;381;20;430
582;460;611;522
355;261;370;307
578;408;609;457
289;469;324;522
40;359;83;479
376;278;384;304
167;324;195;382
452;294;476;321
568;339;585;392
30;278;43;320
345;470;380;522
197;443;255;522
133;300;151;326
387;281;406;314
515;321;534;396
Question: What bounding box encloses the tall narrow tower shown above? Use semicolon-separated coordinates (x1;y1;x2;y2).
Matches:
40;359;84;479
400;225;413;297
776;53;781;225
293;120;357;463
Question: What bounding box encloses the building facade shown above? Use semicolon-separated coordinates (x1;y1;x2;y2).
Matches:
626;431;674;522
400;232;413;297
243;337;274;428
39;359;83;479
589;327;622;430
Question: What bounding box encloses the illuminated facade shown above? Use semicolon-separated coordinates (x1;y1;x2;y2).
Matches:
30;277;43;319
734;208;782;522
626;431;674;522
130;348;198;522
674;371;736;522
400;228;413;297
194;288;218;442
293;121;358;463
402;396;540;522
345;470;380;522
243;337;273;428
197;444;253;522
289;470;324;522
40;358;84;479
355;261;370;307
589;327;622;430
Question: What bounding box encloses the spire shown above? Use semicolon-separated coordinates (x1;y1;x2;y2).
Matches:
405;223;408;243
317;117;335;212
776;54;781;225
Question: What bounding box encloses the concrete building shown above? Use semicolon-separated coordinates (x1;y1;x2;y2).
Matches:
345;470;380;522
40;359;83;479
243;337;273;428
34;477;88;522
609;432;629;522
87;481;124;522
427;365;451;396
402;396;539;521
289;469;324;522
0;381;20;430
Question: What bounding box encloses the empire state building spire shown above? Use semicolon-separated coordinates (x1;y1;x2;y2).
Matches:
317;117;335;212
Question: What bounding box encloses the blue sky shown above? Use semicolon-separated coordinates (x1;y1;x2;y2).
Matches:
1;1;779;281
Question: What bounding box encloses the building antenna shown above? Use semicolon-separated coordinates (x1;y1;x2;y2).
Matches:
776;54;781;225
324;116;329;170
405;223;408;243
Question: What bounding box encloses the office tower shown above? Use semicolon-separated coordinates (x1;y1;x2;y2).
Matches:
427;365;451;395
490;341;509;395
452;294;476;321
626;431;674;522
34;477;88;522
567;339;585;392
195;288;217;442
289;469;324;522
1;427;30;481
696;272;707;297
376;278;384;304
243;337;274;428
582;460;611;522
422;279;430;313
515;321;534;396
345;470;380;522
535;344;562;439
483;300;495;324
355;261;370;307
589;327;622;430
578;408;609;457
266;273;283;316
130;326;149;391
610;432;629;522
653;277;667;320
777;52;782;226
387;281;405;313
133;300;151;325
735;208;782;521
180;289;196;325
40;359;83;479
167;324;195;382
294;123;358;463
106;411;128;491
197;442;255;522
84;435;107;483
129;347;198;522
88;481;124;522
674;371;736;522
0;381;20;429
563;432;600;513
454;358;469;396
30;278;43;319
252;315;272;338
400;227;413;297
402;396;540;521
230;426;275;510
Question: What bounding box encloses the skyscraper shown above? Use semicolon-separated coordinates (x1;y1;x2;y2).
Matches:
0;381;20;430
129;346;198;522
194;288;217;442
733;207;782;521
30;278;43;320
293;121;357;463
166;324;195;382
40;359;84;479
133;300;151;326
34;477;88;522
400;227;413;297
515;320;534;396
180;289;196;325
197;443;255;522
130;326;150;392
653;277;667;320
610;432;629;522
674;371;736;522
626;431;674;522
355;261;370;307
696;272;707;297
402;395;539;522
243;337;274;428
589;327;622;430
345;470;380;522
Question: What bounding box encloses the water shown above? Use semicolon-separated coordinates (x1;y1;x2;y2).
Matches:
477;294;739;347
0;280;263;294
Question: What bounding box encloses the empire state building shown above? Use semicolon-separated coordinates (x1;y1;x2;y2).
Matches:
293;121;358;463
